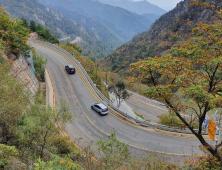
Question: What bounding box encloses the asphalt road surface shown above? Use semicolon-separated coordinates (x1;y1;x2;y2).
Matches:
33;43;206;160
126;95;167;123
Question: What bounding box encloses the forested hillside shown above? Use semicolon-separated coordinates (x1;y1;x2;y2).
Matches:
38;0;153;42
97;0;164;22
0;7;80;169
1;0;114;58
0;8;178;169
101;0;222;77
1;5;222;169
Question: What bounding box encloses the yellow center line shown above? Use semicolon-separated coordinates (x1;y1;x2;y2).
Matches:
127;99;161;116
44;53;104;164
41;51;108;135
132;110;155;123
50;49;202;140
33;43;206;156
130;96;168;111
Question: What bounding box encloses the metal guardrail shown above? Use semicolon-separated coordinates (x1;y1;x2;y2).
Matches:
29;40;204;135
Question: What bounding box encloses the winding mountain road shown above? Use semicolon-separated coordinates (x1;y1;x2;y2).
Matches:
126;94;167;123
32;43;207;159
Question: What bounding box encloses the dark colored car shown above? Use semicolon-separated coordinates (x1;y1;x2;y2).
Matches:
65;65;75;74
91;103;109;116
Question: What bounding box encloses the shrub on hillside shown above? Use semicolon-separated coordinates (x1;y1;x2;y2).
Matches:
158;113;184;128
184;154;222;169
32;52;47;82
0;7;31;58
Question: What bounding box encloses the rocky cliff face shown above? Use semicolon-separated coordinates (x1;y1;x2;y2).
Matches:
3;53;39;96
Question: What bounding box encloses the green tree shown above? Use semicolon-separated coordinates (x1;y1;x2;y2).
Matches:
32;23;59;43
33;51;47;81
18;99;74;158
96;131;130;169
65;42;82;54
30;20;36;32
129;19;222;162
0;61;30;144
21;17;29;28
34;156;81;170
0;7;31;57
0;144;19;169
108;81;129;107
0;38;4;62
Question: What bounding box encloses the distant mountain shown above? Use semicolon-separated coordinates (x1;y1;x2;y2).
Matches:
38;0;153;42
1;0;115;58
141;13;162;23
101;0;222;76
96;0;166;15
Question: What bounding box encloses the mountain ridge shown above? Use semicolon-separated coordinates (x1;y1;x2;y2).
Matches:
38;0;153;42
1;0;115;58
101;0;222;76
96;0;166;15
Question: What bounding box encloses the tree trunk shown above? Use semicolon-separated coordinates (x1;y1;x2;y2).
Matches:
197;134;222;162
0;121;10;144
166;100;222;163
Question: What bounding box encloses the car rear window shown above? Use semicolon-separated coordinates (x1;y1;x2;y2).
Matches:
103;108;108;112
68;65;74;68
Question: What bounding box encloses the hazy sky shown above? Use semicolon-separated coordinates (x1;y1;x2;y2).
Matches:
133;0;183;11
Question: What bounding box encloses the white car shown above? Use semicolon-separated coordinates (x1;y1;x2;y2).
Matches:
91;103;109;116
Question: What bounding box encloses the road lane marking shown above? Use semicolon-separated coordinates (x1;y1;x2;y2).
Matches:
127;99;161;116
130;96;168;111
45;54;105;164
132;110;155;123
50;49;202;140
33;43;208;156
36;44;210;142
40;51;109;136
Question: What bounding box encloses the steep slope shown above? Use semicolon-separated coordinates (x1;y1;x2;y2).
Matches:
38;0;124;49
1;0;113;58
97;0;166;15
38;0;153;42
141;13;162;23
101;0;222;76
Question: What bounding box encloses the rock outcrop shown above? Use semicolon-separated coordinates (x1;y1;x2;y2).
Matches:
29;32;39;40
